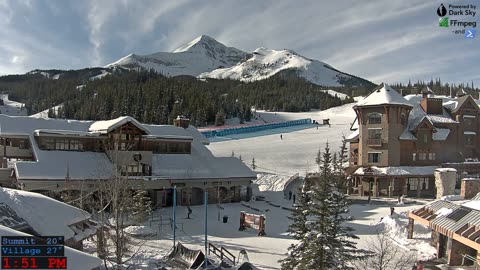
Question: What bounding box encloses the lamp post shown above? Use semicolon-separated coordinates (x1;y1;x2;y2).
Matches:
172;185;177;248
204;190;208;268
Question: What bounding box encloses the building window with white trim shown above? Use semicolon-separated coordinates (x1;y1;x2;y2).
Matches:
419;153;427;160
368;113;382;124
412;153;416;161
368;153;381;163
428;152;435;160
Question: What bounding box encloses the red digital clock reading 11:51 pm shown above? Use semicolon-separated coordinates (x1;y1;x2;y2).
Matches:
2;257;67;269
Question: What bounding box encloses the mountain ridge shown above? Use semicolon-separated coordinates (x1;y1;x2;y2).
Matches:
106;35;374;87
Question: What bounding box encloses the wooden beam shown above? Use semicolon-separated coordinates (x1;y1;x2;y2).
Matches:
408;212;430;227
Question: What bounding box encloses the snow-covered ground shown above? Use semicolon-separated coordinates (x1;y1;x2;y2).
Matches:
0;94;27;116
81;99;435;269
207;102;358;176
318;89;350;100
30;103;64;118
84;193;433;270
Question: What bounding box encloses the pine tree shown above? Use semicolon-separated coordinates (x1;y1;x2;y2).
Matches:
215;110;225;126
280;178;315;269
130;181;152;224
281;143;363;270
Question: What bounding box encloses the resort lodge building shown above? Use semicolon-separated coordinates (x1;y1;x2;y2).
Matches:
346;83;480;198
0;115;256;206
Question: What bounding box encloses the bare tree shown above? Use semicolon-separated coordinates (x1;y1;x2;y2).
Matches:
354;229;416;270
91;137;151;269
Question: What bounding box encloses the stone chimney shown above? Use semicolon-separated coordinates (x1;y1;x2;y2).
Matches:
174;116;190;129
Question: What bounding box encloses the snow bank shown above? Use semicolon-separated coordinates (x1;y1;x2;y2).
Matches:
440;194;463;201
125;225;156;237
379;212;436;261
254;173;292;192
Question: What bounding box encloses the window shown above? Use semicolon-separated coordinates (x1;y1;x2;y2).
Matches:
39;138;55;150
368;153;380;163
419;153;427;160
69;140;83;151
401;113;406;125
408;178;418;190
409;178;429;190
423;134;428;143
428;152;435;160
466;136;474;146
368;129;382;139
420;178;429;190
465;118;473;128
55;139;68;150
368;113;382;124
412;153;416;161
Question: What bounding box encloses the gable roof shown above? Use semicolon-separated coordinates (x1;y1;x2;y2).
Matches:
413;117;435;132
0;188;91;240
88;116;150;134
451;95;479;114
355;83;412;107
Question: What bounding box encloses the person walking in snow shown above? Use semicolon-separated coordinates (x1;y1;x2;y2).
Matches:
390;207;395;216
187;206;192;219
280;134;283;140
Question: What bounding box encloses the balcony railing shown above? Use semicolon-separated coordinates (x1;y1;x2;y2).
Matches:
366;138;382;146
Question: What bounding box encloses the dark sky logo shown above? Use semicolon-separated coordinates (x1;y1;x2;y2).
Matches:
437;4;447;17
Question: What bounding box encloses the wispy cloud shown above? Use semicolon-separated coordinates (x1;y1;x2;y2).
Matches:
0;0;478;84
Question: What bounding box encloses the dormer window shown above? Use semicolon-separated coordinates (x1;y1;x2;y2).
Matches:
401;113;406;125
368;113;382;124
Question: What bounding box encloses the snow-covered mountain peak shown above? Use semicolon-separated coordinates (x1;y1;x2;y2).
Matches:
105;35;248;77
173;35;220;53
106;36;373;87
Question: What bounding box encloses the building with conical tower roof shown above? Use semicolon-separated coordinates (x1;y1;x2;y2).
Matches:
346;84;480;198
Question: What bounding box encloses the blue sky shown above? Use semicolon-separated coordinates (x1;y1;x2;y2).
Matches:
0;0;478;85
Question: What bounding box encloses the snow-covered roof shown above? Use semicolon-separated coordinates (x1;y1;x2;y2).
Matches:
1;115;249;181
353;166;438;176
34;129;100;137
15;150;114;180
88;116;150;134
345;130;359;141
435;168;457;173
398;94;459;139
0;225;101;270
142;134;193;141
432;128;450;141
152;152;256;180
355;83;412;107
399;128;417;140
0;188;91;240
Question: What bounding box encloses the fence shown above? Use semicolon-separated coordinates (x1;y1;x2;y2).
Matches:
201;118;312;138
